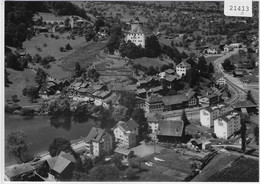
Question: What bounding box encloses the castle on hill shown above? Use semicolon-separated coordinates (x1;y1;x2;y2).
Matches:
125;17;145;48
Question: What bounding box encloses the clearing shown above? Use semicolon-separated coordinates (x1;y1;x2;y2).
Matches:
205;55;222;64
134;56;172;69
5;68;39;106
137;149;193;181
192;152;240;182
207;157;259;182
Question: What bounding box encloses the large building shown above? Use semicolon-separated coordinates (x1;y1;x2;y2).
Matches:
84;127;113;157
214;110;241;139
200;103;232;128
113;119;139;148
176;60;191;77
125;17;145;48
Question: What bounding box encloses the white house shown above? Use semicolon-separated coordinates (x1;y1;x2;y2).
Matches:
216;77;226;86
125;17;145;48
113;119;139;148
147;113;164;133
200;103;232;128
176;60;191;77
84;127;113;157
214;110;241;139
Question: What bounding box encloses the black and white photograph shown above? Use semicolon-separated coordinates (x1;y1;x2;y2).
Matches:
3;1;259;182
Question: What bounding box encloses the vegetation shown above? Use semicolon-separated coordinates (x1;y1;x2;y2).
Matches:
35;68;47;86
89;164;121;181
7;131;28;162
246;90;256;104
181;109;190;126
48;137;72;157
22;86;39;102
48;97;71;119
73;102;90;122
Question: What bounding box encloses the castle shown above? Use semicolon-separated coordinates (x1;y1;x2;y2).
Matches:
125;17;145;48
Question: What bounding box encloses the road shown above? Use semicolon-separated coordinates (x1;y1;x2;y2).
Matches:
213;49;248;104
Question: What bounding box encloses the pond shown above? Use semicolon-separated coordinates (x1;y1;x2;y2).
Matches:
5;113;96;167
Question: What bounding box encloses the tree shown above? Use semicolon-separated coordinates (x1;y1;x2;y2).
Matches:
145;35;161;58
6;52;21;70
197;56;207;73
208;63;214;73
89;165;120;181
181;109;190;126
23;86;39;102
112;105;130;122
254;126;259;145
246;90;256;104
240;120;247;152
35;68;47;85
222;59;233;71
75;62;82;77
48;137;72;157
125;168;137;180
49;97;71;119
118;91;136;113
186;67;199;88
33;53;42;63
111;154;122;169
73;102;90;122
131;108;147;136
7;131;28;162
65;43;72;50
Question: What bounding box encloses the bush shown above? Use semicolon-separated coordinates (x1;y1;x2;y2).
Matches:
50;34;55;38
55;35;60;39
5;104;22;113
65;43;72;50
60;47;65;52
19;108;35;116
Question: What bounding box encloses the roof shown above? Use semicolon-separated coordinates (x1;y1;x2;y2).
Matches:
85;127;106;142
216;110;240;123
157;120;184;137
114;147;132;156
116;119;139;132
92;85;104;90
149;86;163;93
137;88;146;94
165;69;175;74
5;163;35;178
129;24;144;34
77;87;89;93
165;75;178;82
47;152;76;174
162;94;193;106
146;94;163;103
146;113;163;122
204;103;228;113
177;60;191;68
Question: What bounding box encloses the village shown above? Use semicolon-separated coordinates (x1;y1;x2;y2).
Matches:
4;1;259;182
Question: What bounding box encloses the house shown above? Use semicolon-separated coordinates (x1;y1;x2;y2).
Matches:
38;81;59;97
216;76;226;86
114;147;134;160
84;127;113;156
157;120;185;143
224;45;234;52
147;113;164;133
230;43;242;48
145;94;164;113
46;151;76;180
200;103;232;128
125;17;145;48
214;110;241;139
158;69;175;78
204;93;221;105
113;119;139;148
233;70;244;77
206;46;219;54
162;92;198;111
176;60;191;77
5;163;36;181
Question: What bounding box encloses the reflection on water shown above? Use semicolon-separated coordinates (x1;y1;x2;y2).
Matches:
5;113;96;166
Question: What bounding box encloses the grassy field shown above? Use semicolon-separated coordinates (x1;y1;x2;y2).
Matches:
205;55;222;64
5;68;38;106
207;157;259;182
192;152;240;182
134;56;171;69
137;149;193;181
61;40;107;71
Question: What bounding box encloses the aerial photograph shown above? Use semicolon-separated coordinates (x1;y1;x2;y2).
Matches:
4;1;259;182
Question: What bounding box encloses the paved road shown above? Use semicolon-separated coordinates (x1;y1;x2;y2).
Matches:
213;50;247;104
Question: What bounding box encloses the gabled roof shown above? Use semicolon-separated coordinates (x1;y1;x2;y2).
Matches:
157;120;184;137
147;113;163;122
85;127;106;142
162;93;195;106
116;119;139;132
165;75;178;82
47;151;76;174
177;60;191;68
215;110;240;123
114;147;133;156
232;100;258;108
5;163;35;178
165;69;175;74
146;94;163;103
129;24;144;34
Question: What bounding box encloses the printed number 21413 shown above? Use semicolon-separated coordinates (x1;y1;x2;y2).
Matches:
229;5;249;11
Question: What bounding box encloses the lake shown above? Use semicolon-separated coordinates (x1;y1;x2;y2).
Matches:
5;114;96;167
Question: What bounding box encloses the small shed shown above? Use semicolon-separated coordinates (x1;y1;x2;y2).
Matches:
202;141;212;150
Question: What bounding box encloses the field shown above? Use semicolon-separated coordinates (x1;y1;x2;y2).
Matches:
61;41;107;71
136;149;193;181
5;68;38;106
134;56;171;69
207;157;259;182
205;55;222;64
192;152;240;181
